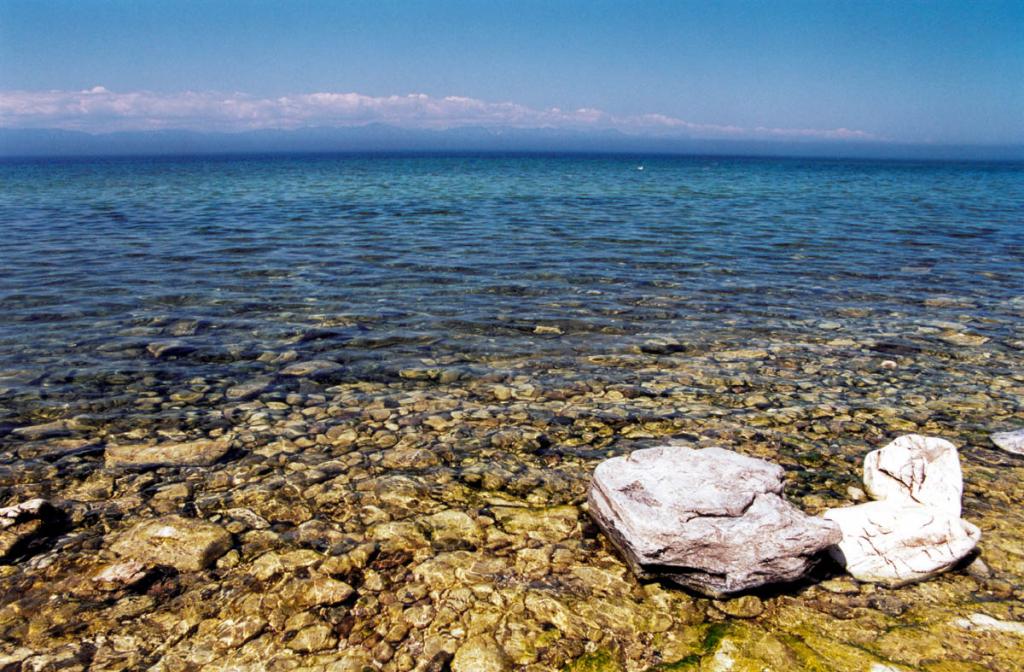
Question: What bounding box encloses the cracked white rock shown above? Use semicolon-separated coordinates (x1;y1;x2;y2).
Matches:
588;445;841;597
823;501;979;587
863;434;963;516
991;428;1024;456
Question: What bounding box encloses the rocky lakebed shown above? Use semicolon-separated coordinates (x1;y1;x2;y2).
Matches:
1;314;1023;672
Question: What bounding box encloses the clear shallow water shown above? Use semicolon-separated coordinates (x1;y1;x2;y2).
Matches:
1;154;1024;670
1;154;1022;427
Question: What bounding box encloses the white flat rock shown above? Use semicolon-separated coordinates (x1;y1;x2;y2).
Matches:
823;500;979;587
953;613;1024;635
863;434;963;516
588;445;841;597
991;428;1024;456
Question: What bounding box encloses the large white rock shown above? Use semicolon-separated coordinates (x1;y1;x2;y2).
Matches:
588;445;841;597
863;434;963;516
823;501;979;587
991;428;1024;456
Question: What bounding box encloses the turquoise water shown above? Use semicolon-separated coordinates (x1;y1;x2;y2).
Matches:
2;154;1024;670
0;154;1022;430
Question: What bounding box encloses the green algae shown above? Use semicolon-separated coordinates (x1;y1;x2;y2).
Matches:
563;647;624;672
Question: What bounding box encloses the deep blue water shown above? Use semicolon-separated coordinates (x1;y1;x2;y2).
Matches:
0;154;1022;427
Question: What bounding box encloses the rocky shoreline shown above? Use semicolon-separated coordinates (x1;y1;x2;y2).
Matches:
0;326;1022;671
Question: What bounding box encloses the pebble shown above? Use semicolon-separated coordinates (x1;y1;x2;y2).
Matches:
279;360;342;378
147;339;195;358
712;595;765;618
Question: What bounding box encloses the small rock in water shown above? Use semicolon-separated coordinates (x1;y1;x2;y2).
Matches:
863;434;963;516
846;486;866;502
105;435;232;469
991;428;1024;456
451;635;512;672
824;501;980;587
146;339;195;358
226;377;272;400
638;336;688;354
10;420;71;440
91;560;151;591
0;499;68;562
166;319;201;336
937;330;989;347
588;445;841;597
279;359;342;378
712;595;765;618
109;515;232;572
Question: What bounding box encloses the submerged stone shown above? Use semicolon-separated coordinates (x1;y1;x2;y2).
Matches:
588;445;841;597
10;420;71;440
147;339;195;358
226;378;272;400
91;560;150;591
824;501;980;587
0;499;67;562
451;635;512;672
105;436;232;469
279;360;342;378
109;515;232;572
937;330;989;347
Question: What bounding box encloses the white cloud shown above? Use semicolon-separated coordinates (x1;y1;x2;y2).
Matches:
0;87;876;140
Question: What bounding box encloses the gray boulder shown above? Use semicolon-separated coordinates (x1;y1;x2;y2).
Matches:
588;445;841;597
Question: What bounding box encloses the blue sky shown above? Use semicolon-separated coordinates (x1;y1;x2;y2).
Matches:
1;0;1021;144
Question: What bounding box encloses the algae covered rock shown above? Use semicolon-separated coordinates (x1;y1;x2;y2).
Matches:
109;515;232;571
863;434;963;516
587;445;841;597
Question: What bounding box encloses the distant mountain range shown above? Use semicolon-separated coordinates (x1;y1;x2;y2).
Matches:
2;125;1021;161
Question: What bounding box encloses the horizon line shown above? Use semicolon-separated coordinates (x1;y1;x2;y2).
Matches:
0;86;883;142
